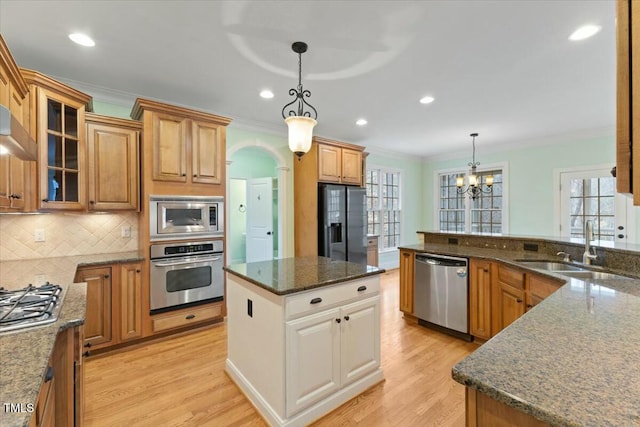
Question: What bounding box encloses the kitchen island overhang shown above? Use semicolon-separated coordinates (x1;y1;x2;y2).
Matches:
224;256;385;427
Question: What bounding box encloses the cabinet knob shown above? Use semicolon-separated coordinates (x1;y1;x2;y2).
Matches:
136;269;141;273
526;304;533;309
44;366;54;383
104;274;110;279
185;314;196;320
310;297;322;305
84;342;92;348
83;350;91;357
193;174;197;177
182;173;187;177
89;200;95;204
335;318;341;323
516;298;523;303
9;194;21;199
344;315;350;321
357;285;367;292
42;199;49;203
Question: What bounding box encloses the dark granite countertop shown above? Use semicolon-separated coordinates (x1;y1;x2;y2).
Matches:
398;243;640;426
224;256;385;295
0;282;87;427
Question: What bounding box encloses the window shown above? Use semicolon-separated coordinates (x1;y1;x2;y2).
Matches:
558;167;632;242
366;168;401;250
436;165;507;234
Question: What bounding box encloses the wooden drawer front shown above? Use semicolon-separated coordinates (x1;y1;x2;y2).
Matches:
528;274;563;300
152;304;222;333
497;265;525;289
367;237;378;248
285;276;380;320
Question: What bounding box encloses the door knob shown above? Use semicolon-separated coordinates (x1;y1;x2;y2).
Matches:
266;231;272;235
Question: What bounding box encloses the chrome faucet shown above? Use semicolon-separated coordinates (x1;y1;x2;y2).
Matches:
583;220;598;265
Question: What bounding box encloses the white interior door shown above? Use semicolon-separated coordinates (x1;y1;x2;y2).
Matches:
246;177;273;262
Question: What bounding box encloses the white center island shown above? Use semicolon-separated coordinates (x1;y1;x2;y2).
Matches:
224;256;385;427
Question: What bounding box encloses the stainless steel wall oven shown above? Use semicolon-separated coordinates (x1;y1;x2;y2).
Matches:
150;240;224;312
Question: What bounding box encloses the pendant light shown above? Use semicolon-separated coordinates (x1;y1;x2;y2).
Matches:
456;133;493;200
281;41;318;159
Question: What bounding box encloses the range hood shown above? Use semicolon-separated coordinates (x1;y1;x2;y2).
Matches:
0;104;37;161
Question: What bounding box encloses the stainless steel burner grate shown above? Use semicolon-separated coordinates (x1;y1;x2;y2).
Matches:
0;283;64;333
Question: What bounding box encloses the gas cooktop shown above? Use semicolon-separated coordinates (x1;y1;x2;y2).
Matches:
0;283;64;334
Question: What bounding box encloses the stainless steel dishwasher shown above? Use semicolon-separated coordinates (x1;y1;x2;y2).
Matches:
414;253;470;340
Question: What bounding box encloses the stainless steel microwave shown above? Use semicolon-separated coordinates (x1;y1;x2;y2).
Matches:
150;195;223;241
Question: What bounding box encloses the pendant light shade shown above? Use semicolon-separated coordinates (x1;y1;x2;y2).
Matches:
285;116;317;158
282;41;318;160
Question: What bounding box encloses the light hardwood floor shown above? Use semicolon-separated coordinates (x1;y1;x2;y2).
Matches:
84;270;479;426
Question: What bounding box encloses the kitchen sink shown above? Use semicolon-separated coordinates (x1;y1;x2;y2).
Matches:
515;261;585;271
558;271;634;280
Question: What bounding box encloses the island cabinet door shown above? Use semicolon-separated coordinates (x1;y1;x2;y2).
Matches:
340;296;380;387
285;307;341;417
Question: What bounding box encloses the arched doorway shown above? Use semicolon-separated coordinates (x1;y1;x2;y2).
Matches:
226;142;291;263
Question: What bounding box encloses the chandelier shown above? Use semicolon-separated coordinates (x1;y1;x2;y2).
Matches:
282;41;318;160
456;133;493;200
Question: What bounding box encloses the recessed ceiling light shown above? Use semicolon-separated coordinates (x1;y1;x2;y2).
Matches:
356;118;368;126
260;89;274;99
419;96;435;104
569;25;601;41
68;33;95;47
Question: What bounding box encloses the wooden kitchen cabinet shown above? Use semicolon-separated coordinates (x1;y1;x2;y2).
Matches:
294;136;366;257
29;360;55;427
75;261;143;351
367;235;379;267
0;154;29;210
616;0;640;203
0;36;34;212
22;69;92;211
317;142;362;185
85;113;140;211
131;98;230;196
75;266;113;348
492;264;526;333
469;259;493;340
119;263;143;342
526;273;563;311
399;249;415;315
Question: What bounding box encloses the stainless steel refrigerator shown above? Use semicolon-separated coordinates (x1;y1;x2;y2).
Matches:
318;184;368;265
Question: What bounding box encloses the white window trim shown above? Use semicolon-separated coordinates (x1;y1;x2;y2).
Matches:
433;161;509;234
553;164;635;243
367;164;403;251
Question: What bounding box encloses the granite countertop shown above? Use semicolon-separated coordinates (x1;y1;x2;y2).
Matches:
398;243;640;425
452;279;640;426
0;251;143;289
0;251;142;427
0;283;87;427
224;256;385;295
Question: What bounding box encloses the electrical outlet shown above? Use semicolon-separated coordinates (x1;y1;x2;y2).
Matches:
121;225;131;238
34;229;45;242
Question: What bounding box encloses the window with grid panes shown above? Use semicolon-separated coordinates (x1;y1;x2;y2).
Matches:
366;168;401;249
568;176;615;240
438;168;504;233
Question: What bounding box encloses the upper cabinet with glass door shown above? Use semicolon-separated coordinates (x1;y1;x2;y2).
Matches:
21;69;92;210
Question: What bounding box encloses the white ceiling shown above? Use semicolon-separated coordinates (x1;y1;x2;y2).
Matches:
0;0;616;159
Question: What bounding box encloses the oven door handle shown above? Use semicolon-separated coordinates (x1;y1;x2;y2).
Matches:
152;256;221;267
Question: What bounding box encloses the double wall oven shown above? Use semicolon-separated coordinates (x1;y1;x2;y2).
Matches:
149;196;225;313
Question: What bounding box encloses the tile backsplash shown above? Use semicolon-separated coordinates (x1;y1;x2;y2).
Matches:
0;212;138;261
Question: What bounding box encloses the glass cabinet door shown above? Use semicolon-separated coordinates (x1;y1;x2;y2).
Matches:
37;88;86;210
